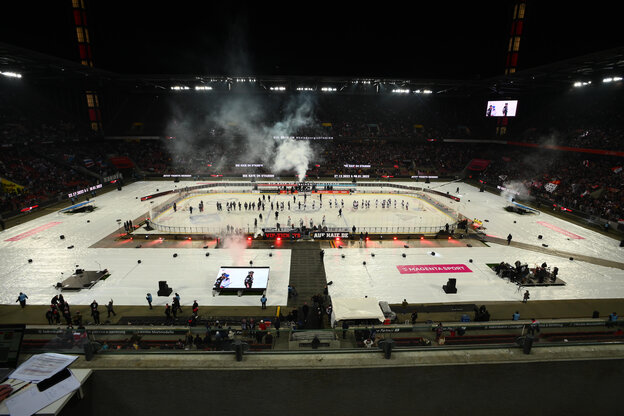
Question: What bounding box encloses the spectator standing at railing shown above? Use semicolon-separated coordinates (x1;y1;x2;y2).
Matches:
92;308;101;325
274;316;281;338
528;318;540;336
45;308;54;324
607;312;618;328
411;311;418;324
435;322;444;343
165;303;171;320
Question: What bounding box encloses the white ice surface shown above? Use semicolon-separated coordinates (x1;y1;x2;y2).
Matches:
153;190;452;233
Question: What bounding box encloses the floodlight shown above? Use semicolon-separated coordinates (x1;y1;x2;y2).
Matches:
0;71;22;78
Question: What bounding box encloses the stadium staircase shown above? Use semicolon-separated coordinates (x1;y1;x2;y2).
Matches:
286;241;328;309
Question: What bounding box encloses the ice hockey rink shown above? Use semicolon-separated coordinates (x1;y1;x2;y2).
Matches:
0;180;622;307
148;186;454;235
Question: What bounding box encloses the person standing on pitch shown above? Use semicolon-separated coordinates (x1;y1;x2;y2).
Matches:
523;290;530;303
260;294;267;309
107;299;116;317
16;292;28;308
146;293;153;309
507;234;512;245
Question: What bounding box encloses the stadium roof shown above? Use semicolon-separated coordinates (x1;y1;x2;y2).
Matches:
1;41;623;96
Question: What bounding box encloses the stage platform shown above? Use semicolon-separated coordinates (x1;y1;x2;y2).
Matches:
59;200;95;214
60;269;109;291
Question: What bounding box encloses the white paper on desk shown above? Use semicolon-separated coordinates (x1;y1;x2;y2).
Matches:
5;371;80;416
9;353;77;383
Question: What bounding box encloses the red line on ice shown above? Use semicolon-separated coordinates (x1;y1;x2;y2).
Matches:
536;221;584;239
4;222;62;241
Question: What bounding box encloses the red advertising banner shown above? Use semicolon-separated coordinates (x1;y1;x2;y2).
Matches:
397;264;473;274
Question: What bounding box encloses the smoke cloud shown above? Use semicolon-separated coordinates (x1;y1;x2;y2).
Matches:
162;17;319;180
221;234;248;266
501;179;532;202
164;93;317;181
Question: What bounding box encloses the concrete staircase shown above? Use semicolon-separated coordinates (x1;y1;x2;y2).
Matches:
286;241;327;309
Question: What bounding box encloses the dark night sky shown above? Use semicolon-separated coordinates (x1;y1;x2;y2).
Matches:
0;1;621;79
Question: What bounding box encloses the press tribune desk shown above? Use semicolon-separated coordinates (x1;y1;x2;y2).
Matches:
0;369;92;416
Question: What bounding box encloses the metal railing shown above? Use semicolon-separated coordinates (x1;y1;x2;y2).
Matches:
20;319;624;356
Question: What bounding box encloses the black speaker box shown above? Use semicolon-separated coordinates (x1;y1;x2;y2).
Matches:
157;281;172;296
443;278;457;294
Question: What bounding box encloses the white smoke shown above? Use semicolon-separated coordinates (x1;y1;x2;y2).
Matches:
163;19;318;181
221;234;248;266
263;95;316;181
272;139;313;181
164;93;318;181
501;179;532;202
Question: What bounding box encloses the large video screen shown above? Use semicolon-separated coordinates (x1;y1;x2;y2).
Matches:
485;100;518;117
214;266;270;290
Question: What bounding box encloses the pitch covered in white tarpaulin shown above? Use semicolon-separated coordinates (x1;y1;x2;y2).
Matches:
0;179;622;308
